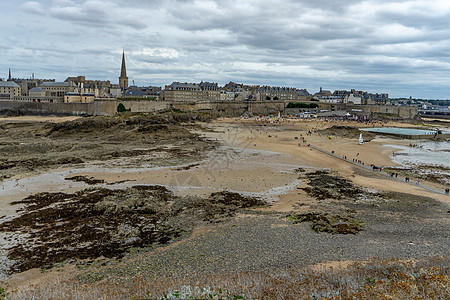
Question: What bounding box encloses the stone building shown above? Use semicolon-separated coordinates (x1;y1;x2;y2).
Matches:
29;87;46;97
64;92;95;103
39;82;76;100
0;81;21;99
164;82;203;102
6;69;55;96
123;86;161;100
199;81;220;101
220;90;235;101
314;87;333;100
259;86;298;101
233;86;256;101
372;93;389;105
65;75;111;98
344;94;362;105
110;84;122;98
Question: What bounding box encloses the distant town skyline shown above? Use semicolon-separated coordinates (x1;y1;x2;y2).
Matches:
2;0;450;99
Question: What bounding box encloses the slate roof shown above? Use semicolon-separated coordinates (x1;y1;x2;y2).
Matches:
40;82;75;87
124;90;145;96
0;81;20;88
167;82;201;90
29;87;43;92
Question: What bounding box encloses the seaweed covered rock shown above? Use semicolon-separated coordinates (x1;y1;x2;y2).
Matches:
288;212;364;234
301;171;364;200
209;191;265;208
0;186;266;274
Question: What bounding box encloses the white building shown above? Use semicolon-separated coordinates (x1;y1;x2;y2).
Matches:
344;94;362;105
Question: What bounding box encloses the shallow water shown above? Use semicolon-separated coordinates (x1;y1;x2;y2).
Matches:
390;140;450;168
362;127;450;135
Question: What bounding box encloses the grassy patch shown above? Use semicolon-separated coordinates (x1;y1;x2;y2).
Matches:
2;256;448;299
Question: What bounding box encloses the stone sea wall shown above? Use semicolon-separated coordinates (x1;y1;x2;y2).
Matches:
0;100;286;117
0;100;95;116
0;99;418;119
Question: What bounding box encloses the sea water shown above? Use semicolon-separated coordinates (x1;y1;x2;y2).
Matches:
362;127;450;135
390;140;450;168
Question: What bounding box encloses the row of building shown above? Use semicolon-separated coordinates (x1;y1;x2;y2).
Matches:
162;81;312;102
313;87;389;105
0;75;389;105
1;52;388;105
0;77;311;103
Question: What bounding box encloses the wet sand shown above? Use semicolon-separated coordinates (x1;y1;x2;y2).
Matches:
1;116;449;286
1;117;448;220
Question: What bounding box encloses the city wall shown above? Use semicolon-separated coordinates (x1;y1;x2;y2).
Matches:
169;101;285;116
357;105;418;120
0;100;417;119
110;100;285;116
0;100;285;117
0;100;95;116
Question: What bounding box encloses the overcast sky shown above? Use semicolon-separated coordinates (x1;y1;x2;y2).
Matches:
1;0;450;98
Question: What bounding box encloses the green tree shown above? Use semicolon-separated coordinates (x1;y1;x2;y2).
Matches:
117;103;127;112
286;102;318;109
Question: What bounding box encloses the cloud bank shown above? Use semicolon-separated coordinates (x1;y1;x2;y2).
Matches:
1;0;450;98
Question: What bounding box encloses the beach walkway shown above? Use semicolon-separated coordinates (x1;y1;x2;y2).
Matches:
307;143;449;197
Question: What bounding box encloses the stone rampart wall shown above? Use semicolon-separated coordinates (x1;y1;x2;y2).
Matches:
0;99;418;120
358;105;418;119
0;100;94;116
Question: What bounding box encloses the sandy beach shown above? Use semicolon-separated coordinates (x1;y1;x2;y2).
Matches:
0;115;449;293
3;117;441;216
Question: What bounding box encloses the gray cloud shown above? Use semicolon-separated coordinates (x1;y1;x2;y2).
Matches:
48;0;111;24
20;1;45;15
3;0;450;98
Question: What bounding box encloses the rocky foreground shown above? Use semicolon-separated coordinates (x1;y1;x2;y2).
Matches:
0;166;448;280
0;113;215;181
0;185;266;274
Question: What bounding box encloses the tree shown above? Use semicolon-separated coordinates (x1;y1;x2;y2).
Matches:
266;96;271;100
117;103;127;112
286;102;319;109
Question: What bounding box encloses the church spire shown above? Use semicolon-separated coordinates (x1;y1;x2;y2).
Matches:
120;50;127;78
119;50;128;89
